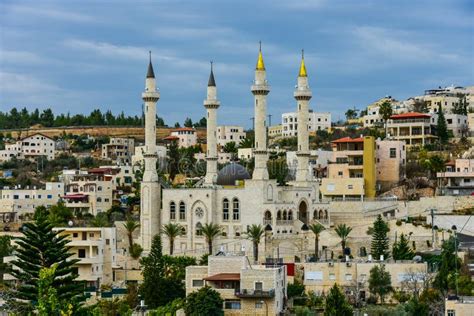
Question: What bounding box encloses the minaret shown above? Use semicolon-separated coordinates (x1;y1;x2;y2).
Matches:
251;43;270;180
140;52;161;252
294;50;312;184
204;62;220;185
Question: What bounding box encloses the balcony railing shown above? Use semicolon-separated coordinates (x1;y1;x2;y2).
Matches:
235;289;275;298
263;219;272;226
276;220;293;226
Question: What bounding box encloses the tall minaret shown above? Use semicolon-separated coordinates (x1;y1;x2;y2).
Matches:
140;52;161;252
204;62;220;185
294;50;312;184
251;43;270;180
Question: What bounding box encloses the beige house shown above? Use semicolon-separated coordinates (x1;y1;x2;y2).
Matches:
445;297;474;316
0;133;55;162
387;112;437;147
186;255;287;315
101;137;135;164
376;139;406;190
164;128;197;148
268;124;283;138
217;125;246;147
437;159;474;196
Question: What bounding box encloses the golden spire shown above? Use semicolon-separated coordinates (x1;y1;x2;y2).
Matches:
256;41;265;71
299;49;307;77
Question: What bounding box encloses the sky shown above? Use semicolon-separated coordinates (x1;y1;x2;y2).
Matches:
0;0;473;128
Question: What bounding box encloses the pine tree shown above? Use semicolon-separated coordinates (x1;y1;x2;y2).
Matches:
10;206;84;310
369;264;393;304
392;233;415;260
140;234;164;308
437;104;449;144
324;284;353;316
370;215;390;260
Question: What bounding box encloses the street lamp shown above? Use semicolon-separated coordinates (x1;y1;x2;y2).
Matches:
258;300;268;316
451;225;459;298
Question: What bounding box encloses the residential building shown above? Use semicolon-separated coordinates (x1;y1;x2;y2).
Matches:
52;227;117;288
430;113;468;138
376;139;406;190
445;296;474;316
0;133;55;162
164;128;197;148
286;149;332;180
62;173;115;215
362;97;398;128
238;148;253;160
268;125;282;138
282;111;331;137
195;152;233;164
299;260;428;300
131;145;167;168
101;137;134;164
0;182;64;217
468;113;474;136
186;255;286;315
217;125;246;147
387;112;437;147
437;159;474;196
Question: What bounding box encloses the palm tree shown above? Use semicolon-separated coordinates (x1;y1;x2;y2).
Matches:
335;224;352;254
201;223;222;255
379;100;393;137
123;217;140;251
309;223;325;261
162;223;183;255
246;224;265;263
345;108;357;121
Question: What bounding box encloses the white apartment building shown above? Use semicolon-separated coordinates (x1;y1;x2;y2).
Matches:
437;159;474;196
63;173;114;215
195;152;234;164
52;227;117;288
387;112;437;147
430;113;468;138
164;128;197;148
0;182;64;216
101;137;135;164
217;125;246;147
0;133;55;162
131;145;167;168
282;111;331;137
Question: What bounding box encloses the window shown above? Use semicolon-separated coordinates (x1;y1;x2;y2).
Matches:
170;202;176;220
179;202;186;220
73;233;78;238
255;282;263;291
232;198;240;220
78;249;86;258
195;222;203;236
348;185;353;189
224;300;241;310
345;274;353;281
389;148;396;158
255;302;263;309
338;171;343;176
192;279;204;287
447;310;455;316
223;198;229;220
329;273;336;280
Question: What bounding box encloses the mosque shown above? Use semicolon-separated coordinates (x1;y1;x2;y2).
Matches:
139;48;330;261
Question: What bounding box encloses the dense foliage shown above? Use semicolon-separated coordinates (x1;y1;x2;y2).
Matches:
368;264;393;304
184;286;223;316
370;215;390;260
324;284;353;316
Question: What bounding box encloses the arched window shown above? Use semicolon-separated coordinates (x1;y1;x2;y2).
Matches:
319;210;324;219
283;211;288;220
170;202;176;220
97;197;102;202
97;186;102;192
179;202;186;220
181;226;187;234
195;222;203;236
267;185;273;201
288;211;293;221
313;210;318;220
277;211;282;220
264;211;272;220
232;198;240;220
223;198;229;221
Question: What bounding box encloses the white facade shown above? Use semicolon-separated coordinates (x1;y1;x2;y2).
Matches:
430;113;468;138
0;133;55;162
169;128;197;148
282;111;331;137
217;126;246;147
0;182;64;215
131;145;167;168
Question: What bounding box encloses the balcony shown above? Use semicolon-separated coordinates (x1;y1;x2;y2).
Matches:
276;220;293;226
235;289;275;298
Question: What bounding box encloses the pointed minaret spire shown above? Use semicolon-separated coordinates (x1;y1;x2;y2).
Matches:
299;49;307;77
256;41;265;71
208;61;216;87
146;51;155;78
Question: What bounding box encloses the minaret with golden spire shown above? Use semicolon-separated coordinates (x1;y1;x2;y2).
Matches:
294;50;312;184
204;62;220;185
140;51;161;252
251;42;270;180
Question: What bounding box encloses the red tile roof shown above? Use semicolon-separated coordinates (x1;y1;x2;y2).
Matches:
390;112;431;119
62;194;87;199
331;137;364;143
163;135;179;140
173;127;195;132
203;273;240;281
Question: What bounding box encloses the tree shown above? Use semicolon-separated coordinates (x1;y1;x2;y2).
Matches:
184;286;223;316
434;237;461;295
0;235;13;285
368;264;392;304
90;212;109;227
239;136;253;148
123;217;140;252
184;117;193;128
324;284;353;316
436;104;449;144
47;201;73;227
223;141;238;154
201;223;222;255
167;140;180;182
379;100;393;137
309;223;325;261
37;264;73;315
140;234;165;308
334;224;352;254
10;206;84;311
162;223;184;255
245;224;265;263
392;233;414;260
345;108;357;121
411;99;429;113
370;215;390;260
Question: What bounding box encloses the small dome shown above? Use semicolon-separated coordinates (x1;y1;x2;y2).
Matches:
216;163;251;185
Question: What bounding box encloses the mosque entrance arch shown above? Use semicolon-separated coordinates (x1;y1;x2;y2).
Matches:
298;201;308;224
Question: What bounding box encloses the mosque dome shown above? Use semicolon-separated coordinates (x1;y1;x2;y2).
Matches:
216;163;251;185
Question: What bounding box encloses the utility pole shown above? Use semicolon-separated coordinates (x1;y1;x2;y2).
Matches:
452;225;459;297
267;114;272;127
430;208;436;247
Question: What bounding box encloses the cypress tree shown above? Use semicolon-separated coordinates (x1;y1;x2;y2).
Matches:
392;233;415;260
437;104;449;144
324;284;353;316
370;215;390;260
10;206;84;310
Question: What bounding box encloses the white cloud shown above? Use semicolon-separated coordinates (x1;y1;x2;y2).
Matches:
154;26;236;39
2;4;93;23
0;71;62;94
0;50;53;66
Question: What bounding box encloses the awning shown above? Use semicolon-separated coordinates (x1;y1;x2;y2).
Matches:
203;273;240;281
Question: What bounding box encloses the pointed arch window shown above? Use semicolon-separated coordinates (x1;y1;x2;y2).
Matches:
232;198;240;221
170;201;176;220
195;222;203;236
288;211;293;221
179;202;186;220
223;198;229;221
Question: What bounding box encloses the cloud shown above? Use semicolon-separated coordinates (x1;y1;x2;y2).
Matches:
63;39;148;61
0;71;62;94
2;4;93;23
154;26;236;40
0;50;53;66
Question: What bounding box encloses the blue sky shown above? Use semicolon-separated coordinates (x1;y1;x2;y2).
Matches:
0;0;473;128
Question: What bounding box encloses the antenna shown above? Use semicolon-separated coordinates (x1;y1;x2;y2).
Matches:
149;51;152;62
259;40;262;51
